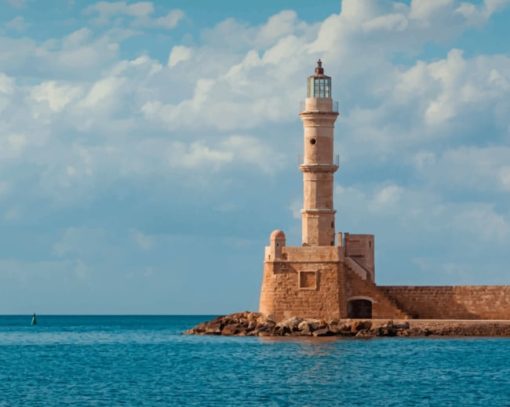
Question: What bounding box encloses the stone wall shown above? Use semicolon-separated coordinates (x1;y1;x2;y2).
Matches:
259;261;343;322
345;270;409;319
381;286;510;319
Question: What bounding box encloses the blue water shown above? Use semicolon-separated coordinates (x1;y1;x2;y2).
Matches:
1;316;510;406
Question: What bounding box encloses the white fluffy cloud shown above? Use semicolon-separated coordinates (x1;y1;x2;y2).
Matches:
1;0;508;210
154;10;184;29
31;81;83;112
0;0;510;310
168;45;192;67
84;1;184;30
1;0;508;203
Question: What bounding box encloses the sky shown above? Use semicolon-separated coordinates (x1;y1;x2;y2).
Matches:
1;0;510;314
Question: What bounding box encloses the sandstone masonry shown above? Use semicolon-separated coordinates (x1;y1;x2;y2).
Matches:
258;61;510;322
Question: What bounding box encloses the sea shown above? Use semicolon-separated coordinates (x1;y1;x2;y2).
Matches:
0;315;509;406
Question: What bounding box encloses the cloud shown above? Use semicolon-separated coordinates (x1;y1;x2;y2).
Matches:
0;133;27;158
79;76;125;109
335;181;510;283
452;205;510;242
371;184;403;210
84;1;184;30
30;81;83;112
5;0;24;8
409;0;455;21
5;16;28;32
0;73;14;94
1;0;508;210
255;10;305;46
85;1;154;22
1;0;510;310
456;0;510;25
165;135;284;173
168;45;192;67
154;9;184;29
412;146;510;195
337;49;510;167
362;13;408;32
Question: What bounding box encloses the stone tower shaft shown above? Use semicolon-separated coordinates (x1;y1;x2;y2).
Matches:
299;60;339;246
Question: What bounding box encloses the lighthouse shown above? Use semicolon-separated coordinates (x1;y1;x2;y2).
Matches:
299;60;339;246
255;60;510;323
259;60;378;322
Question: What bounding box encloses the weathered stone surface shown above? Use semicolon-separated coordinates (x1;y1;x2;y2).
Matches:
256;65;510;324
351;320;372;332
278;317;303;332
221;325;238;336
312;327;332;337
184;312;510;338
355;329;374;338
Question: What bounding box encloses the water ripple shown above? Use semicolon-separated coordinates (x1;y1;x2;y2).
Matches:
0;316;509;406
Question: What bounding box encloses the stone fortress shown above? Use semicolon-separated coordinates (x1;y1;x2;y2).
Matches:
259;61;510;322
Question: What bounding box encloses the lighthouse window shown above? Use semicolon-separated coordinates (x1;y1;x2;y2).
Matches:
311;77;331;98
307;76;332;98
310;138;316;145
313;78;331;98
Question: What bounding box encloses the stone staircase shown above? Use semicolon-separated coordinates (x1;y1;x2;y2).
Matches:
344;258;410;319
344;256;369;280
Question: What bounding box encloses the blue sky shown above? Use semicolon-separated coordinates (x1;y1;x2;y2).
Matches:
1;0;510;314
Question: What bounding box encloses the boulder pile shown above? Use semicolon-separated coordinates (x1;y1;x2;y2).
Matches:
184;312;510;338
185;312;413;338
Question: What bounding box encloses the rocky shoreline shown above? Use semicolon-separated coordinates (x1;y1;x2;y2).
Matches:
184;312;510;338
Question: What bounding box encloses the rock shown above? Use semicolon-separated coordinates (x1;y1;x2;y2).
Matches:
351;320;372;333
355;329;375;338
308;319;327;331
278;316;303;332
256;315;276;330
204;322;222;335
184;312;510;338
407;327;423;337
273;325;290;336
336;323;355;336
294;321;310;335
312;328;332;337
393;321;410;330
221;325;238;336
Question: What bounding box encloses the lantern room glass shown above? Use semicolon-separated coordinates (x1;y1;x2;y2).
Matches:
307;76;331;98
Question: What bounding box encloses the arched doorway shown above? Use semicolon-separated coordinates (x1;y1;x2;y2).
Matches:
347;299;372;318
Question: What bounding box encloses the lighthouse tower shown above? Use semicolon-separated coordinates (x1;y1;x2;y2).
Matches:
259;60;379;322
300;60;339;246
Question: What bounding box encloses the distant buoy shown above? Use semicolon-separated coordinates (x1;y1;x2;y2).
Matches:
31;313;37;326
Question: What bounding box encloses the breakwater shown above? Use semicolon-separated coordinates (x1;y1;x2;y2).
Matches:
185;312;510;337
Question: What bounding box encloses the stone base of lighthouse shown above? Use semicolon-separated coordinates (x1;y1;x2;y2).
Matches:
259;231;409;322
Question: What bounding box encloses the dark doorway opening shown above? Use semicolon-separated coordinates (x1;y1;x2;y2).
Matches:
347;299;372;318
